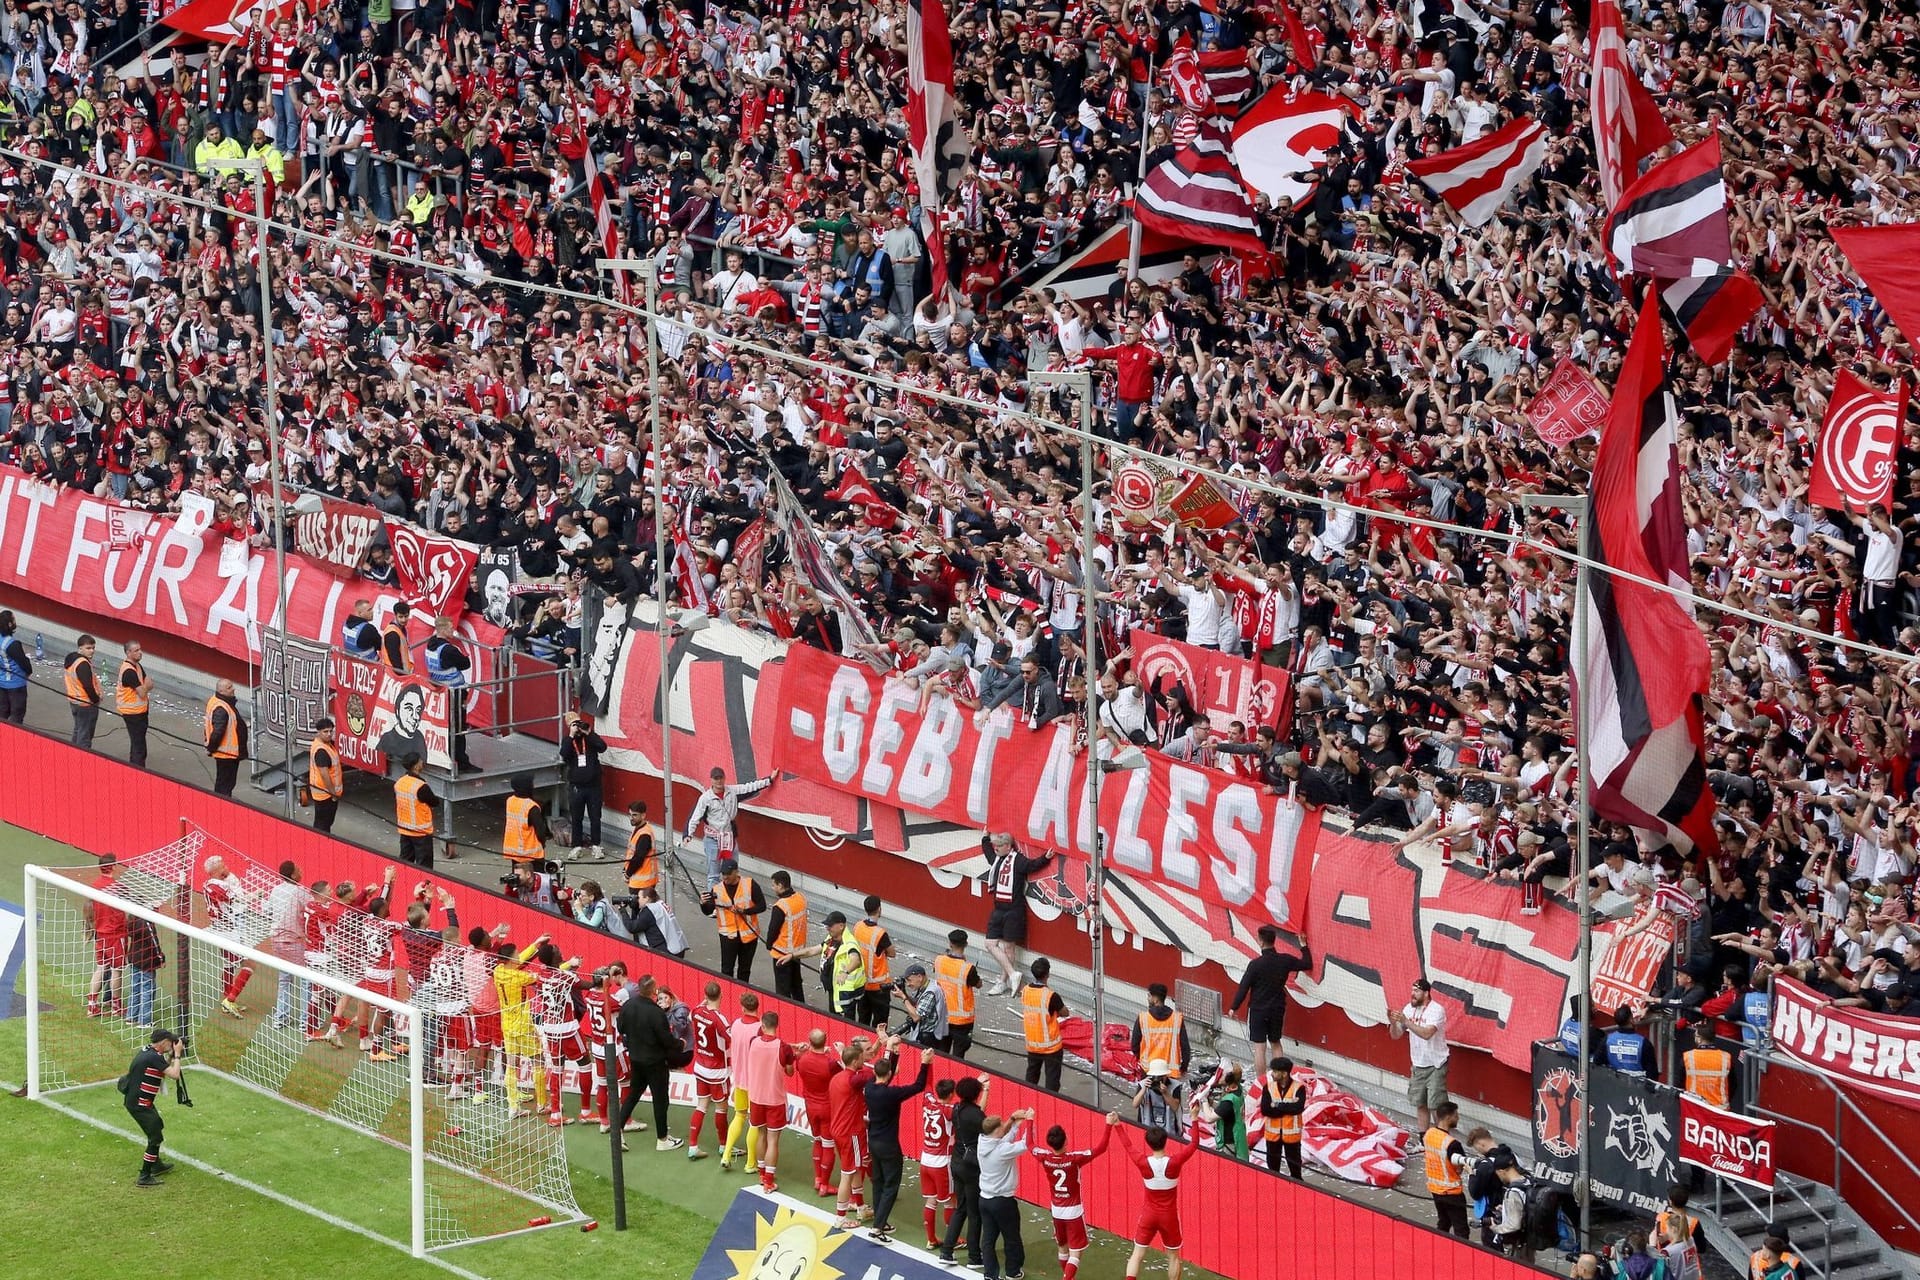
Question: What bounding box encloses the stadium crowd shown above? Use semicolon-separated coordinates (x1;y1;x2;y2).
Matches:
1;0;1919;1051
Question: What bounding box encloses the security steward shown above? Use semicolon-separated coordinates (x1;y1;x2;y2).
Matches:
380;601;413;673
1681;1024;1732;1107
852;895;895;1028
1424;1100;1471;1237
764;870;810;1003
1131;983;1191;1080
1021;957;1069;1092
341;599;380;659
1751;1234;1802;1280
503;773;549;870
623;800;658;896
0;608;31;723
423;615;475;770
204;678;248;796
1604;1005;1658;1078
821;910;865;1021
394;752;441;867
1258;1056;1307;1178
65;633;102;748
122;1027;184;1187
701;859;765;983
934;930;983;1059
119;641;154;768
307;717;344;833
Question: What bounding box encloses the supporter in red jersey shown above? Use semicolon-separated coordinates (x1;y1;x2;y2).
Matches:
1114;1117;1201;1280
792;1028;843;1197
1031;1114;1115;1280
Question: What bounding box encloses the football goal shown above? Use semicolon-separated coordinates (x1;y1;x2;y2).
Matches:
24;847;586;1260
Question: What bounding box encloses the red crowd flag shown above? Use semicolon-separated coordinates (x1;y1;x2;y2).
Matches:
1165;472;1243;529
1809;370;1905;513
1589;0;1674;207
1526;357;1609;447
1273;0;1320;70
1406;117;1548;227
1604;136;1731;279
1660;268;1763;365
1134;121;1270;257
1572;292;1718;857
1831;224;1920;346
906;0;972;297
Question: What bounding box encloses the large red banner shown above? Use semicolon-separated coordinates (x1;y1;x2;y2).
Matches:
1679;1094;1775;1189
773;644;1319;928
1589;908;1677;1014
291;495;384;575
1770;975;1920;1111
328;652;453;773
1129;626;1290;737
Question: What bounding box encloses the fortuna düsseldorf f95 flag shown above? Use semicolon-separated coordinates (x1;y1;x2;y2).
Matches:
1810;370;1905;513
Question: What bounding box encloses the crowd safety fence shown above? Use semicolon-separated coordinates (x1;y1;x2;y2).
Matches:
0;722;1552;1279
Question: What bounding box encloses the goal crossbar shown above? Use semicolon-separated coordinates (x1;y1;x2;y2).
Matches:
27;862;432;1256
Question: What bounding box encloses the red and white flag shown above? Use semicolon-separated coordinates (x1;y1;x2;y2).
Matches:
106;507;153;550
1572;292;1718;858
1197;49;1255;110
385;521;480;622
1230;89;1357;207
1407;116;1548;227
1831;224;1920;346
1590;0;1674;207
1605;137;1731;279
1273;0;1320;69
1809;371;1905;513
1134;121;1269;257
1165;472;1242;529
1525;357;1609;448
907;0;972;297
671;523;713;613
1166;39;1214;114
1660;268;1764;365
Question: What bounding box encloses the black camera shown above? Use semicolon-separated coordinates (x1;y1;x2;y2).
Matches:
609;894;640;909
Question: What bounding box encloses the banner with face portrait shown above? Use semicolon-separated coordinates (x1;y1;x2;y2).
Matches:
328;652;452;773
475;547;522;629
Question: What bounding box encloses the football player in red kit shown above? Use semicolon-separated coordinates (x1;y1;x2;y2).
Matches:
918;1077;959;1247
580;962;626;1125
792;1028;842;1195
686;982;732;1158
825;1036;886;1226
1031;1112;1115;1279
1114;1117;1201;1280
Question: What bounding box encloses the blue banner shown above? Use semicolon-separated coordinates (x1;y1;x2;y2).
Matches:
692;1188;957;1280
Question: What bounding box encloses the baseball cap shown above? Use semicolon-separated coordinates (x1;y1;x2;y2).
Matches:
717;859;739;876
903;963;928;980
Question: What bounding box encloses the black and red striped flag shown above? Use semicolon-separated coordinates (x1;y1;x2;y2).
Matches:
1604;136;1731;279
1573;292;1718;857
1133;122;1269;257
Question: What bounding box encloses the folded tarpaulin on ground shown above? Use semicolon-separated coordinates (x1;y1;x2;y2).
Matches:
1058;1017;1145;1083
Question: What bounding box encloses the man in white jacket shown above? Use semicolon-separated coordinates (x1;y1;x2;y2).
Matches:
976;1109;1035;1280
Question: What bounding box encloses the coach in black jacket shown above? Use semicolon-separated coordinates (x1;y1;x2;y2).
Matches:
616;975;687;1149
865;1045;933;1238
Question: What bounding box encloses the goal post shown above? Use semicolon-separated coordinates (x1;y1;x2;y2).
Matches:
24;860;584;1258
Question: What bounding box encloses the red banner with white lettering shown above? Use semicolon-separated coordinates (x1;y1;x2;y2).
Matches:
1589;908;1676;1014
1130;627;1291;738
328;651;453;773
292;495;384;575
1679;1094;1775;1189
771;644;1320;929
1769;975;1920;1111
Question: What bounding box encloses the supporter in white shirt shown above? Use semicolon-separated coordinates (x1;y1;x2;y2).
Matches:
1389;978;1450;1131
1173;569;1229;650
706;251;759;313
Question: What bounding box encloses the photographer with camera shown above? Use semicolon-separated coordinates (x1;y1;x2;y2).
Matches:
503;861;560;913
560;712;609;860
121;1028;185;1188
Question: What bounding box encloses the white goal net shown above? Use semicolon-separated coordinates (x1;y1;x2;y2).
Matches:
25;838;586;1258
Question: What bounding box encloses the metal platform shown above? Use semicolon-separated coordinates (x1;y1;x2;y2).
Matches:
424;731;567;803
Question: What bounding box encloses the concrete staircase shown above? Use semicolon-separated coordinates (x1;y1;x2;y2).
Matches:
1700;1173;1915;1280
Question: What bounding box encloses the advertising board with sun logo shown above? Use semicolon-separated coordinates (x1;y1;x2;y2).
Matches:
696;1190;955;1280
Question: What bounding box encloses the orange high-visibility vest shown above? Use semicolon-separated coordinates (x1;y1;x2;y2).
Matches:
395;775;434;836
204;696;240;758
381;622;411;673
1425;1126;1463;1196
625;827;659;892
853;919;890;990
503;796;543;861
714;876;759;941
1136;1009;1186;1079
1684;1047;1733;1109
1263;1078;1303;1143
309;744;343;801
117;659;148;714
1023;985;1062;1053
770;892;809;962
64;656;95;704
936;954;976;1026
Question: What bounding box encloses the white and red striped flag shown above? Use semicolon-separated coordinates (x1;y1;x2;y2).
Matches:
907;0;972;297
1407;116;1548;227
1134;121;1269;257
670;523;713;614
1590;0;1675;207
1604;137;1731;280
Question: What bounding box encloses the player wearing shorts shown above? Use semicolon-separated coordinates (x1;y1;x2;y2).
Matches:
533;944;589;1126
918;1078;958;1248
204;856;256;1017
686;982;731;1156
463;925;508;1099
743;1011;796;1192
85;857;127;1019
826;1036;884;1227
792;1028;842;1195
494;936;546;1116
420;942;476;1101
718;992;761;1172
356;904;402;1061
1114;1116;1200;1280
301;881;341;1039
581;962;626;1126
1032;1116;1114;1280
322;881;375;1045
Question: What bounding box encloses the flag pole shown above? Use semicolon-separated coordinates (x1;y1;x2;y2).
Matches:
1126;52;1156;281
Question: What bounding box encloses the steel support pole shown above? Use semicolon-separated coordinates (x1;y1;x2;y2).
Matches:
252;161;295;817
1079;389;1103;1108
1572;497;1594;1244
639;262;675;885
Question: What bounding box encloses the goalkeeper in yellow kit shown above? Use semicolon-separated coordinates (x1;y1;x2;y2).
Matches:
494;935;548;1116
